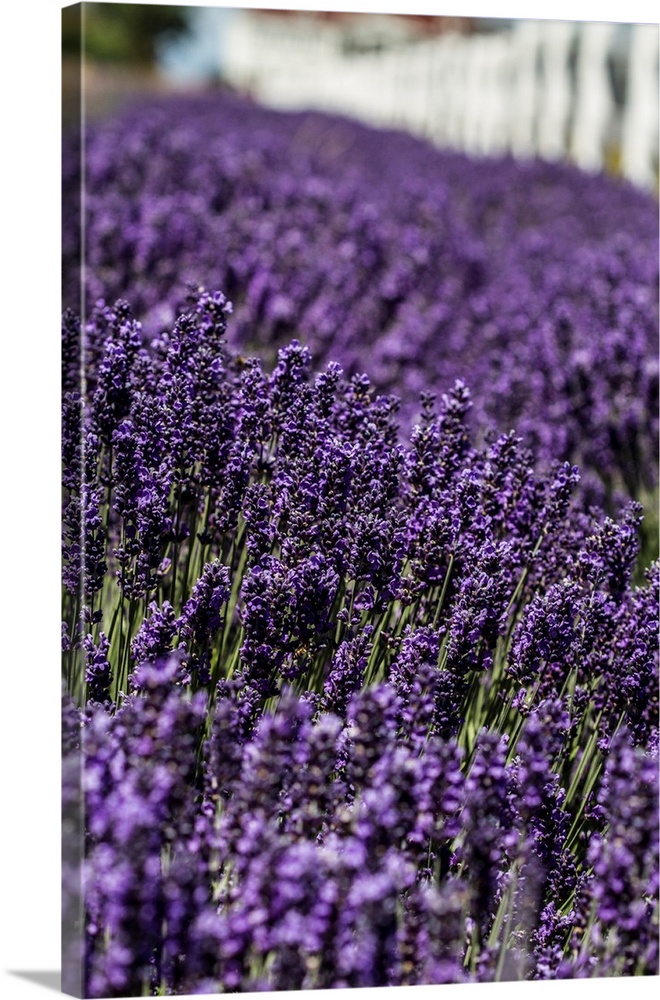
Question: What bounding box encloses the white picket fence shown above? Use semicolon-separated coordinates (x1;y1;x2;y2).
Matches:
222;15;659;189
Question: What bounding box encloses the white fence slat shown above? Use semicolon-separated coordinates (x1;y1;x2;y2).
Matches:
426;36;451;145
479;35;512;155
509;20;541;158
571;21;616;171
537;20;576;160
621;24;660;188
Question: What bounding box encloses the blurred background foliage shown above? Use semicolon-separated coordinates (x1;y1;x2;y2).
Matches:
62;2;191;65
62;4;197;124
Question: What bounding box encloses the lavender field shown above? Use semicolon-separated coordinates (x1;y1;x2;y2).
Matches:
62;93;659;997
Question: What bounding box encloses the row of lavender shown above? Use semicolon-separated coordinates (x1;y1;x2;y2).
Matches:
62;93;659;512
63;291;658;995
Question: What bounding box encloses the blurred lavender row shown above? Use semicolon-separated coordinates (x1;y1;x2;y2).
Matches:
62;92;659;511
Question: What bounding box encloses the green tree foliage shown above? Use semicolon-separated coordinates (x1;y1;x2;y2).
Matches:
62;3;191;65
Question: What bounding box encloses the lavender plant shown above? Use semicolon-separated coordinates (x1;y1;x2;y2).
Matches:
63;291;658;995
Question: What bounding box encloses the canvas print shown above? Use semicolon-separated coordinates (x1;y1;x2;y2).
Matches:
61;4;659;997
